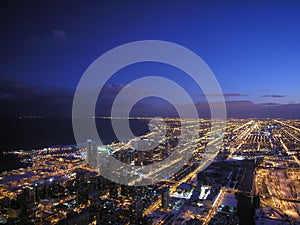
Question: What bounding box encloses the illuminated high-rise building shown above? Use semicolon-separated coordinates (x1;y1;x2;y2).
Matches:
87;139;97;168
161;186;170;209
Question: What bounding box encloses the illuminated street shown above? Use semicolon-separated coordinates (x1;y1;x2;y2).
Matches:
0;118;300;224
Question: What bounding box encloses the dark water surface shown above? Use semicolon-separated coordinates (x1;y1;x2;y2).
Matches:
237;160;255;225
0;118;150;151
0;152;26;172
0;118;150;172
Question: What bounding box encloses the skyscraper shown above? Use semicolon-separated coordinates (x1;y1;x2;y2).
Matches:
161;186;170;209
87;139;97;169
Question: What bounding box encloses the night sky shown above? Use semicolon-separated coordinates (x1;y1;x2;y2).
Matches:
1;0;300;118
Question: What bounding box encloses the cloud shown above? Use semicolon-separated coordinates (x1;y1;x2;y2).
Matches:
0;92;15;99
0;76;73;117
100;83;154;99
198;93;247;98
259;102;281;106
26;30;68;44
223;100;300;118
223;93;248;97
52;30;68;41
174;100;300;119
262;94;286;98
0;78;299;119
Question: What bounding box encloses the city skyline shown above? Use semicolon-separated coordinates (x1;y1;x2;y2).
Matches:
1;118;300;224
1;2;300;224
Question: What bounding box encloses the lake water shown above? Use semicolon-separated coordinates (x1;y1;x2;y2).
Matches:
0;118;150;172
0;118;150;151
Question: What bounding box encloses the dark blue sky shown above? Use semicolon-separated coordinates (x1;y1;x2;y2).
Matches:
1;0;300;118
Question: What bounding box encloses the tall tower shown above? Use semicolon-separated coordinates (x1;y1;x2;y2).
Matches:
87;139;97;168
161;186;170;209
87;139;92;165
